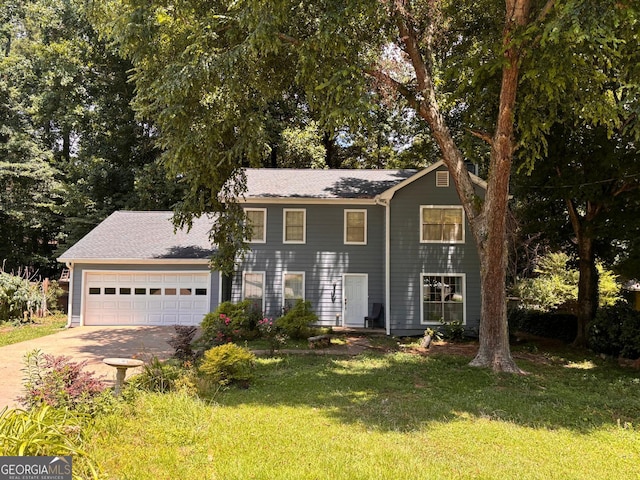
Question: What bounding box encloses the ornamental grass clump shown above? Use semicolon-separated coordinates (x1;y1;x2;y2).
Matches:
199;344;256;387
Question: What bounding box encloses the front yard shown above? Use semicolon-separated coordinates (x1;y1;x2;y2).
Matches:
85;346;640;479
0;314;66;347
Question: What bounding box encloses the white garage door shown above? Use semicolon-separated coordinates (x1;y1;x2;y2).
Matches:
84;272;210;326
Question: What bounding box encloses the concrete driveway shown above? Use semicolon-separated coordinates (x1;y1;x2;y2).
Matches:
0;326;176;410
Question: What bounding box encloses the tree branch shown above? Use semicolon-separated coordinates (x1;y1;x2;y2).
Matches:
276;33;301;46
468;129;494;146
537;0;556;22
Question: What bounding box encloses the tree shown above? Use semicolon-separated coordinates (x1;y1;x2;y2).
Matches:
513;123;640;345
94;0;637;372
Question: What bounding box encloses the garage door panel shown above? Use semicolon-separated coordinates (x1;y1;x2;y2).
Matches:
84;271;210;326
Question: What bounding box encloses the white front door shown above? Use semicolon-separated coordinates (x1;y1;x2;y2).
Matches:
343;274;368;327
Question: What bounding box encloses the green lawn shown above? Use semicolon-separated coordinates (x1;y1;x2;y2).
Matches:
0;314;66;347
87;348;640;479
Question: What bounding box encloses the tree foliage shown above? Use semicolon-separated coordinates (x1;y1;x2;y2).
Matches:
93;0;638;371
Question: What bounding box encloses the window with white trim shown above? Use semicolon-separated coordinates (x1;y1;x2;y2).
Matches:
344;209;367;245
245;208;266;243
283;208;306;243
420;206;464;243
421;274;465;324
243;272;265;312
283;272;305;310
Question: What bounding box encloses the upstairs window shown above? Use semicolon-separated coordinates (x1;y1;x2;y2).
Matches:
283;209;306;244
344;209;367;245
420;206;464;243
245;208;266;243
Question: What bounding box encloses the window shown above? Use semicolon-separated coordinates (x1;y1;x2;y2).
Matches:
420;206;464;243
344;209;367;245
180;288;192;295
195;288;207;296
150;288;162;295
245;208;266;243
283;209;306;243
119;288;131;295
104;288;116;295
165;288;176;295
243;272;265;312
89;288;100;295
283;272;305;310
421;274;465;324
134;288;146;295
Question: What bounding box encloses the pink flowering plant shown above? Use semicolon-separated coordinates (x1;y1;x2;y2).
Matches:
257;318;287;354
198;300;263;350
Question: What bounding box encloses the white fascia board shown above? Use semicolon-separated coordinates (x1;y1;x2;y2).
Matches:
239;197;377;205
56;258;211;265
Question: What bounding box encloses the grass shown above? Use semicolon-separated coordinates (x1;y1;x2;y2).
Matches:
0;314;66;347
86;347;640;479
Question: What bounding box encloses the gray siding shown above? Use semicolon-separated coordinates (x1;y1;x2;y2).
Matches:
69;263;218;326
233;203;385;325
388;167;482;336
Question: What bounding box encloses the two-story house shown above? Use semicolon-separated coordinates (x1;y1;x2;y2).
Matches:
58;161;485;336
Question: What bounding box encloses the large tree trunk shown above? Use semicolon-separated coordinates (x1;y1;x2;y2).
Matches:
381;0;530;372
574;233;598;347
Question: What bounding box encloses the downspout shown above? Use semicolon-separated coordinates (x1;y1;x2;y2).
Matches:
65;262;73;328
375;197;392;336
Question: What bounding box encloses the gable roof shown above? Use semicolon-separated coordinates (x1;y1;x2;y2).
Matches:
244;168;417;200
58;211;215;263
243;161;486;202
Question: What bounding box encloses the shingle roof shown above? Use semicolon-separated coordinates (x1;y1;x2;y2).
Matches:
244;168;418;199
58;211;215;261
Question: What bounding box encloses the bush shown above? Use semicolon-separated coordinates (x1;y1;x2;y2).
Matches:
0;272;42;322
198;300;262;349
440;319;466;342
508;308;577;343
588;301;640;359
257;317;288;354
168;325;198;361
21;349;107;415
275;300;318;339
129;357;184;393
199;343;256;387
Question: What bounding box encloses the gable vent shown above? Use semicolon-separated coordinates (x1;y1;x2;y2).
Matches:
436;170;449;187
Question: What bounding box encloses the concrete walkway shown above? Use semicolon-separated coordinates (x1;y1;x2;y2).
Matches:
0;326;175;410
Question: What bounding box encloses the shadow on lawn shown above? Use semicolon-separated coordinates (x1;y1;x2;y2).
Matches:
218;350;640;434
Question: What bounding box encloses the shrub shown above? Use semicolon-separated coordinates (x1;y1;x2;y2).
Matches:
440;319;466;342
199;343;256;386
588;301;640;359
508;308;578;343
512;251;621;312
21;350;107;415
257;317;288;354
129;357;184;393
0;271;42;322
168;325;198;361
275;300;318;339
198;300;262;349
